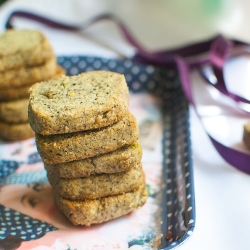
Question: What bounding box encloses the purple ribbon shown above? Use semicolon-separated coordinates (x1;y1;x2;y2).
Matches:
6;11;250;174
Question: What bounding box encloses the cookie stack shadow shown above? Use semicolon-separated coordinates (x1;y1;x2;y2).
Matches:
28;70;148;226
0;29;65;141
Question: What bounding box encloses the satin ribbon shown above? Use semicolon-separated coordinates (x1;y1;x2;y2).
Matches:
5;11;250;174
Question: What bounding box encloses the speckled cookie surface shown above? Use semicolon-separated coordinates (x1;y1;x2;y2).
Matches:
0;57;57;89
29;71;129;135
54;183;148;226
0;98;29;124
0;29;54;71
0;65;65;101
0;121;34;141
44;141;142;178
35;111;139;164
48;163;143;200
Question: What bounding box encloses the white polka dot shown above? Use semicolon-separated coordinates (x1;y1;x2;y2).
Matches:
165;140;171;146
168;225;173;230
57;57;64;64
124;60;132;68
166;189;172;194
187;206;192;211
146;65;154;74
139;73;148;82
78;60;86;69
63;60;71;69
108;61;117;69
132;82;140;90
125;73;132;82
185;172;190;177
70;67;79;75
187;194;191;199
167;213;172;218
117;66;124;73
71;57;79;63
165;158;171;164
188;219;194;224
167;178;172;183
165;148;171;155
167;201;172;206
186;183;190;188
131;66;140;74
93;60;102;69
187;230;193;235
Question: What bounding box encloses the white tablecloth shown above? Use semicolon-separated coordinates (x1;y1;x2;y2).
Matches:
1;0;250;249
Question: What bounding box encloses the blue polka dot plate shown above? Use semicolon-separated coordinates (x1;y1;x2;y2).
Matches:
0;56;195;250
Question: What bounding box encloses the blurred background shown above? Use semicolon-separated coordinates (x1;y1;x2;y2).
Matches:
0;0;249;57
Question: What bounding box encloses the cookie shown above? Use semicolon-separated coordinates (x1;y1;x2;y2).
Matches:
28;71;129;135
0;121;34;141
0;65;66;102
0;98;29;124
243;122;250;150
35;111;139;164
0;57;57;89
0;29;54;71
44;141;142;178
54;183;148;226
47;163;143;200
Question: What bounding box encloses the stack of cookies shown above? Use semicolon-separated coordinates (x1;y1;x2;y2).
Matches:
0;29;65;141
28;70;148;226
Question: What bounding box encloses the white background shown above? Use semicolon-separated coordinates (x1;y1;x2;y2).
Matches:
1;0;250;249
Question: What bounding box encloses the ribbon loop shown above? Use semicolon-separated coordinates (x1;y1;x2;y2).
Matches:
210;35;233;69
